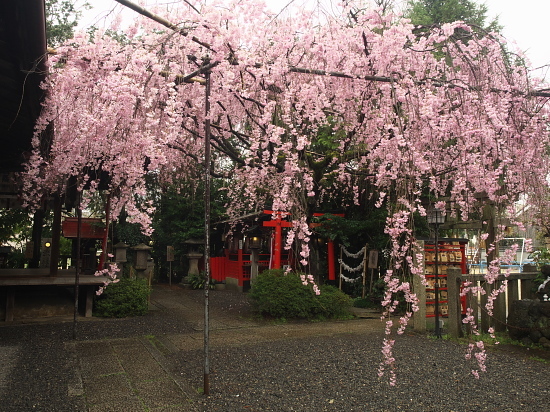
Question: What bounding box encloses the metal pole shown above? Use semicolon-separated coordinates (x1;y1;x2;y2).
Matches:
203;68;212;396
434;225;441;338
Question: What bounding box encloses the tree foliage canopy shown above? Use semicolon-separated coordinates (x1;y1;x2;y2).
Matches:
45;0;89;47
405;0;499;30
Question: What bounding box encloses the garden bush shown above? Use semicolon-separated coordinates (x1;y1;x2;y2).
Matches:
187;272;215;290
94;277;151;318
248;269;352;320
314;284;354;319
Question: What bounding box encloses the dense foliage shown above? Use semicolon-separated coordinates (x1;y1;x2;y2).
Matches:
249;269;352;320
93;277;150;318
150;178;228;281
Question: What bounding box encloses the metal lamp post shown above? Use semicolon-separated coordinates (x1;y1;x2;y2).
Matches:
427;207;445;338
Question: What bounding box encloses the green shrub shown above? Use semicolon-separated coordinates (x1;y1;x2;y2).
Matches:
94;277;151;318
187;272;214;290
248;269;352;320
353;297;380;309
314;284;353;318
353;297;370;308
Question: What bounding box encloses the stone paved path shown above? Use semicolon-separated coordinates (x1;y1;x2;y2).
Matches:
66;285;383;411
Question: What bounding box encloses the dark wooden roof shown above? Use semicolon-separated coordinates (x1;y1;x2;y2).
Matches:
0;0;47;174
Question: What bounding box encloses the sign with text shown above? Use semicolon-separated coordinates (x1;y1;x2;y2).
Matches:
368;250;379;269
166;246;174;262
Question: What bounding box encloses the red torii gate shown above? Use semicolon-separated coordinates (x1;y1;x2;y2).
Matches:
262;210;345;279
262;210;293;269
311;213;345;281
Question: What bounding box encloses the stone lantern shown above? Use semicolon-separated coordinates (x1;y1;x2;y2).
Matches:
247;228;262;285
183;238;204;286
133;243;152;279
114;242;129;263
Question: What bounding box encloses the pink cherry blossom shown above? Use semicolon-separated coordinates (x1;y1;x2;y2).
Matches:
20;0;550;385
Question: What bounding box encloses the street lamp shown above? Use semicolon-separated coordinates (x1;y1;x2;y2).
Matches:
427;207;445;338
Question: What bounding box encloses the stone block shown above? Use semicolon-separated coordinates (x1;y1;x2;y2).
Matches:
225;277;242;292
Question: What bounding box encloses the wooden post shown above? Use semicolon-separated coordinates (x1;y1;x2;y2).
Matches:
481;202;497;334
29;207;45;268
250;248;259;285
73;199;82;340
508;278;519;303
338;245;343;290
327;240;336;281
368;249;378;295
237;239;244;284
362;244;368;299
447;267;463;338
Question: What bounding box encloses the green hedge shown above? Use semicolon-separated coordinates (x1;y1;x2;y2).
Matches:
94;277;151;318
248;269;352;320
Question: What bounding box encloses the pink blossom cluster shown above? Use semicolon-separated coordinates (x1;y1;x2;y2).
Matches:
465;340;487;379
300;273;320;295
94;262;121;295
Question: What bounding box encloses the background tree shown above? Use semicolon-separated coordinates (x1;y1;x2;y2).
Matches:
45;0;89;46
0;210;33;257
150;176;229;283
405;0;500;31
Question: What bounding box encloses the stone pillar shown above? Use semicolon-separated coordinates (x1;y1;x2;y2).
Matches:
187;252;202;275
521;278;535;299
182;252;203;286
447;267;463;338
467;278;480;335
494;279;507;333
480;282;492;334
133;243;152;280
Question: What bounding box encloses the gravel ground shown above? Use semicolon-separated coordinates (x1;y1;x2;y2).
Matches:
176;332;550;412
1;286;549;412
169;290;550;412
